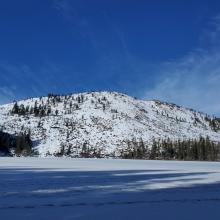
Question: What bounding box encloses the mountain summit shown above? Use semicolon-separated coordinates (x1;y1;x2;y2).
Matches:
0;92;219;157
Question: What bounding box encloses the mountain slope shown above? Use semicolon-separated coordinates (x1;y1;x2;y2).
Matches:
0;91;219;157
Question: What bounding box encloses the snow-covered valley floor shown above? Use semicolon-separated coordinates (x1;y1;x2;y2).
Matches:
0;158;220;220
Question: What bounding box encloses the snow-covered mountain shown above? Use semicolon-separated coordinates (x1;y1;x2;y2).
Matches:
0;91;220;157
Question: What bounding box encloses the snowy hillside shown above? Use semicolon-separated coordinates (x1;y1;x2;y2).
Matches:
0;91;220;157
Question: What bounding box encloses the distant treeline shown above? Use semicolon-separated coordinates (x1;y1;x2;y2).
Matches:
120;136;220;161
0;131;32;156
10;93;85;117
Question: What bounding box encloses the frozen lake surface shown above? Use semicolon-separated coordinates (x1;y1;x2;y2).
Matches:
0;157;220;220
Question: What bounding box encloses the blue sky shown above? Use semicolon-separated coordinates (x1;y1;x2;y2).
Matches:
1;0;220;115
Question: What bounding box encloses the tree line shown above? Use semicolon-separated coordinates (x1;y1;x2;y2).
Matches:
0;131;33;156
10;93;86;117
120;136;220;161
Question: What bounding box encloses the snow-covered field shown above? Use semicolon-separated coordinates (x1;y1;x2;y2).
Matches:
0;158;220;220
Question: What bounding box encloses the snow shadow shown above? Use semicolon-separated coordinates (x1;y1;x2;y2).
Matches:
0;167;220;220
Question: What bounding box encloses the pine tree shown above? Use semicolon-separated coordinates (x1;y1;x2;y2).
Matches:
11;102;19;114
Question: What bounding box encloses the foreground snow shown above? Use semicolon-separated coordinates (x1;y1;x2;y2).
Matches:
0;158;220;220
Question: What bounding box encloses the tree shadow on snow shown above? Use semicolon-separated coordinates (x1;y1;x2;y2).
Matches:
0;166;220;220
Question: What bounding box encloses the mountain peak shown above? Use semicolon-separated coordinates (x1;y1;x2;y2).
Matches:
0;91;220;157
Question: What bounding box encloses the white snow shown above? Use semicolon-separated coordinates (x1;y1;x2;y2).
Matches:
0;157;220;219
0;92;220;157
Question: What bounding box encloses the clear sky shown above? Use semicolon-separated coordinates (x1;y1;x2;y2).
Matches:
0;0;220;116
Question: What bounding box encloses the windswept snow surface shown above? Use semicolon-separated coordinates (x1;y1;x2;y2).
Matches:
0;158;220;220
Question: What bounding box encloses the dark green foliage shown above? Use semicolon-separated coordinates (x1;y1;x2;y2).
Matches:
0;131;14;156
11;102;19;114
149;139;160;159
55;142;103;158
120;138;149;159
10;93;86;117
15;132;32;156
80;142;92;158
11;102;28;115
209;118;220;132
0;131;33;156
120;136;220;161
48;93;61;102
80;142;103;158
